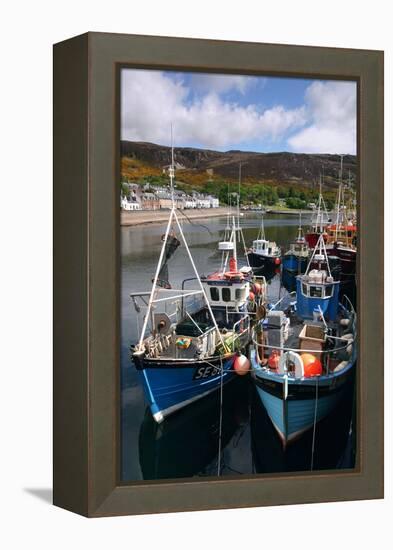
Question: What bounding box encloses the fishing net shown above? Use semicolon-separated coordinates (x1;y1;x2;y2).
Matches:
156;233;181;289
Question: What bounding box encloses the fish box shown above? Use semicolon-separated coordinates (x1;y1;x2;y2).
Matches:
299;323;326;354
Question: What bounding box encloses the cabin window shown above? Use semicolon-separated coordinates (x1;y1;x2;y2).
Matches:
222;288;231;302
235;288;246;301
302;283;308;295
309;286;323;298
325;285;333;297
210;287;219;301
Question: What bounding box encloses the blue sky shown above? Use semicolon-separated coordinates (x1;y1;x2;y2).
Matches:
121;69;357;154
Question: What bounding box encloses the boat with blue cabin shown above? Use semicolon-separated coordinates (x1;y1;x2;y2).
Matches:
282;214;310;274
251;234;356;448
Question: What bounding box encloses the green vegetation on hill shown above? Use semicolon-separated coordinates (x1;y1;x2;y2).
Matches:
121;153;339;209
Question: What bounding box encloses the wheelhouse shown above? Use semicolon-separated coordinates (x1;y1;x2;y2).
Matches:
251;239;280;257
288;241;309;257
296;269;340;321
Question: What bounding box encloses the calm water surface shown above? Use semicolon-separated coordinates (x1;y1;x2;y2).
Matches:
121;214;356;481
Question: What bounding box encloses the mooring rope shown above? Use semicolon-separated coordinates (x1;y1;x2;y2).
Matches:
310;375;319;471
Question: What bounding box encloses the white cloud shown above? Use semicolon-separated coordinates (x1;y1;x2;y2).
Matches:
121;69;306;149
189;73;257;95
288;81;357;154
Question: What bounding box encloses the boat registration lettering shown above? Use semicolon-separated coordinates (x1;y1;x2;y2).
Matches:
193;365;220;380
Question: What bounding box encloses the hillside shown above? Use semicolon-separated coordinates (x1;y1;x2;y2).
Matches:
120;140;357;190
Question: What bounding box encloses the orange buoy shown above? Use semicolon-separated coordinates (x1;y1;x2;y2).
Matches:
268;349;280;370
274;257;281;265
233;353;250;376
301;353;322;377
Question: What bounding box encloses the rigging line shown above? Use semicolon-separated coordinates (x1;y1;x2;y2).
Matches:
310;376;319;471
177;208;214;236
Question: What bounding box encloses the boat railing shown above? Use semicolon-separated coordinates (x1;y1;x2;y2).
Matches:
341;293;356;316
252;326;356;376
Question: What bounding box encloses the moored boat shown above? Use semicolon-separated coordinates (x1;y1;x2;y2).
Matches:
246;215;281;272
324;164;357;278
282;214;310;274
251;234;356;448
304;176;330;249
131;148;261;423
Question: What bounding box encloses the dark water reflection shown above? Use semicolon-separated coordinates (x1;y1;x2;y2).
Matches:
121;213;356;481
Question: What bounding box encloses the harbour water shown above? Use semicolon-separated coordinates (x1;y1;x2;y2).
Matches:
121;214;356;481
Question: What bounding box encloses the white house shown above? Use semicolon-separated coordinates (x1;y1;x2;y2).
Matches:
121;196;141;211
208;195;219;208
196;197;211;208
184;196;197;209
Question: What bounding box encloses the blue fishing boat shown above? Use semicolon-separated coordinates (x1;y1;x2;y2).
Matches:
131;147;260;423
251;234;356;447
282;214;310;274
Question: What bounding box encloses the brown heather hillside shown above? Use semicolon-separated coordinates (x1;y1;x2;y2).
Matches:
120;141;357;192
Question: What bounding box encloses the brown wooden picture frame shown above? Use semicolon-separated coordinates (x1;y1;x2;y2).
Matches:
53;32;384;517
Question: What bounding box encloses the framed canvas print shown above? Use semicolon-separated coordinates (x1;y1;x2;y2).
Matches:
53;32;384;517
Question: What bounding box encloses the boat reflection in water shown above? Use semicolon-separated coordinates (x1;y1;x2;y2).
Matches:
139;376;250;480
250;378;356;472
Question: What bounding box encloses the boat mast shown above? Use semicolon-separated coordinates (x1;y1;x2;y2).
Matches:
297;212;303;241
136;128;226;351
258;214;266;241
305;233;332;278
237;162;241;233
232;215;238;265
237;162;250;266
335;155;344;241
169;124;175;208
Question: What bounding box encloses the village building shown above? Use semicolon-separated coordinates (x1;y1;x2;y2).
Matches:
120;196;141;211
141;192;160;210
184;196;197;209
196;197;211;208
120;182;219;211
207;195;219;208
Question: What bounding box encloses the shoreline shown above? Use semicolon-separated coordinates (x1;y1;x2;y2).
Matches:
121;207;313;226
265;208;313;215
121;207;233;227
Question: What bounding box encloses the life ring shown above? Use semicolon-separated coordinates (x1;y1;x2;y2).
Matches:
278;351;304;378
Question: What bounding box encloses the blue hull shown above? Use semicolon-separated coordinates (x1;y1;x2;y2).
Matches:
282;254;308;273
255;386;342;444
252;354;354;445
136;355;235;422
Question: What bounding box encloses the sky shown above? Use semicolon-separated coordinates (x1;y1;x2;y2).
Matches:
121;69;357;155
